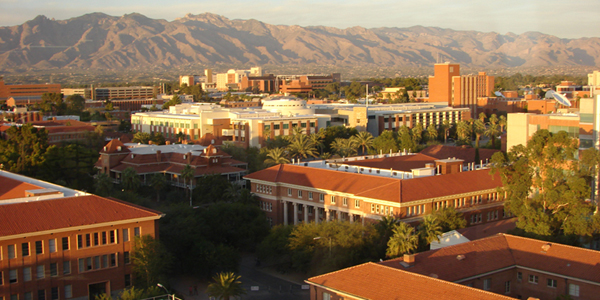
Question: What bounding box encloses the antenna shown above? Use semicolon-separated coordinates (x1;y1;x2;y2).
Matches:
494;91;506;98
545;90;571;107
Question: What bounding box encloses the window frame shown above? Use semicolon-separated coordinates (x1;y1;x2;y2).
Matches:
528;274;538;284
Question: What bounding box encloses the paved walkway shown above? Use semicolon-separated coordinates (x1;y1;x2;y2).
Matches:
168;253;309;300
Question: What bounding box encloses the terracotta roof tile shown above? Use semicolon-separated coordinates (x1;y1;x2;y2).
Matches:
101;139;130;154
421;145;500;164
344;153;438;172
0;195;162;237
457;218;517;240
0;176;43;200
307;262;514;300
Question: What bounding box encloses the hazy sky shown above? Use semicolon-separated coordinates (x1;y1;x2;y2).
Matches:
1;0;598;39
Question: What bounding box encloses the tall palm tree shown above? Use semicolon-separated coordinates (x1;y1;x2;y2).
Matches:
484;122;502;149
499;115;507;132
425;124;438;142
121;167;141;192
441;120;451;144
351;131;374;155
150;173;166;202
309;133;325;156
456;120;472;144
411;123;424;145
287;134;317;161
181;164;195;201
489;114;499;126
265;148;290;166
94;172;113;197
473;119;486;148
206;272;246;300
478;112;487;123
419;215;443;245
386;222;419;258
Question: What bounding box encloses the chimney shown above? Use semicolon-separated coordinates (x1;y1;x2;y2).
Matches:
156;150;161;162
186;152;192;164
403;253;415;266
148;140;153;145
166;141;171;145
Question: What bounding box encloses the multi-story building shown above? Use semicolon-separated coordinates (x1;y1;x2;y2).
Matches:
244;153;505;227
427;63;494;118
312;102;470;136
0;170;163;300
131;99;330;148
0;78;61;102
93;87;157;101
308;233;600;300
277;73;341;95
0;119;96;145
215;68;263;91
96;140;248;188
240;74;277;93
61;88;93;99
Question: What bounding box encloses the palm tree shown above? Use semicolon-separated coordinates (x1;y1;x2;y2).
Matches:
292;126;304;136
309;133;325;156
489;114;498;126
456;120;472;144
411;123;424;145
181;164;195;201
206;272;246;300
499;115;507;132
150;173;166;202
94;172;113;196
330;138;358;157
419;215;443;245
478;112;486;123
121;167;141;192
287;134;317;161
425;124;438;142
473;119;486;148
485;122;502;149
351;131;374;155
386;222;419;258
265;148;290;166
441;120;451;144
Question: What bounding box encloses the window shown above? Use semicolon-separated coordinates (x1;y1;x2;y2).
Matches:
8;245;16;259
24;292;32;300
23;267;31;281
319;194;324;202
93;233;99;246
86;257;92;270
274;124;280;130
124;252;130;264
48;239;56;253
547;278;557;288
36;265;44;279
109;230;116;243
85;234;91;247
483;279;491;291
10;295;17;300
569;284;580;297
331;196;336;204
134;227;140;237
37;290;45;300
517;272;522;282
355;199;360;208
94;256;100;270
102;255;108;268
371;204;375;213
528;275;538;284
505;281;511;294
343;198;348;206
308;192;313;200
125;274;132;287
9;269;17;283
65;285;72;299
110;253;117;267
51;288;58;300
123;229;129;242
63;261;71;275
323;292;331;300
78;259;84;273
62;237;69;251
35;241;43;255
283;124;289;129
298;190;302;198
22;243;30;257
101;232;107;244
287;188;292;196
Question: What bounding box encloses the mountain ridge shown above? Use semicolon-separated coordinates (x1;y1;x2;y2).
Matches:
0;12;598;73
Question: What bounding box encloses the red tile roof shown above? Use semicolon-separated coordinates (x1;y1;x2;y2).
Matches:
0;195;162;237
101;139;130;154
0;176;42;200
343;153;438;172
245;165;501;203
420;145;501;164
380;234;600;284
457;217;517;240
307;262;514;300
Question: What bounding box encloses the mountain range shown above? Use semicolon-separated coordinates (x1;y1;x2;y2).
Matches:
0;12;598;73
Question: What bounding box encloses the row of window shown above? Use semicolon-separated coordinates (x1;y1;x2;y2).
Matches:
260;201;273;212
516;272;580;296
2;228;140;260
148;121;196;129
4;286;72;300
371;204;394;216
406;204;426;217
256;184;273;194
2;262;68;285
78;253;122;273
264;122;315;131
286;188;361;208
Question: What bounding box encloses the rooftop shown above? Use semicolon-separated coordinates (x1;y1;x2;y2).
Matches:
0;170;88;204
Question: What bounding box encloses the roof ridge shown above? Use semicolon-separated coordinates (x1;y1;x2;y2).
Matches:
502;233;600;255
376;263;516;299
307;262;376;282
354;181;400;198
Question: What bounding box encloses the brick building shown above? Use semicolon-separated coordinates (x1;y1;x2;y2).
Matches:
244;153;505;227
0;171;162;300
0;78;61;102
308;234;600;300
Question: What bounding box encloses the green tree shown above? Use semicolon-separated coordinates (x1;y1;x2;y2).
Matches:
499;115;507;132
181;164;195;201
485;114;502;149
0;124;48;175
265;148;290;166
491;130;595;236
150;173;166;202
456;120;472;145
40;92;66;114
65;94;86;112
411;123;424;145
372;130;399;154
94;172;114;197
441;120;451;144
287;134;317;161
330;138;358;157
425;124;438;142
386;222;419;258
351;131;374;155
193;174;231;203
132;132;151;144
206;272;246;300
473;119;486;148
309;133;325;156
398;126;416;153
432;207;467;232
131;235;171;289
121;167;141;192
419;215;443;245
150;132;166;145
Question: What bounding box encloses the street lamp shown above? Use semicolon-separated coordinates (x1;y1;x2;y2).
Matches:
157;283;171;300
313;236;332;258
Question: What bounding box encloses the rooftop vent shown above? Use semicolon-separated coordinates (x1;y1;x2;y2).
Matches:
456;254;465;261
541;243;551;252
